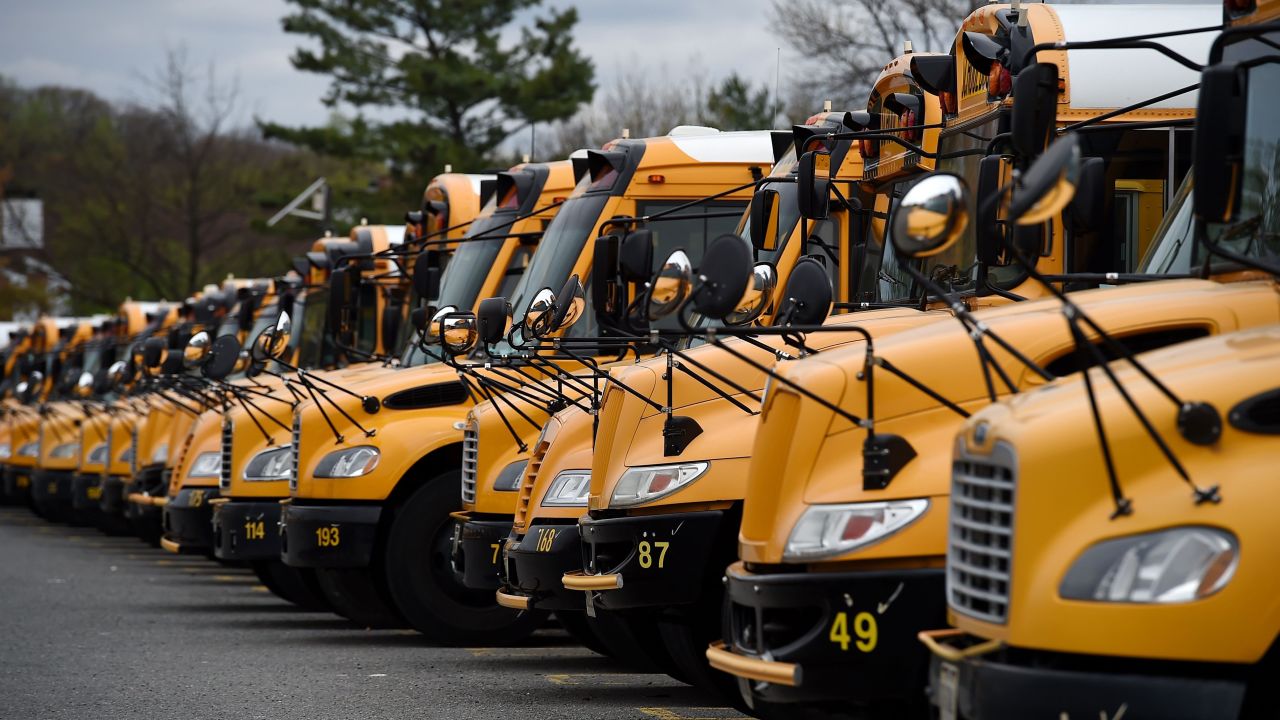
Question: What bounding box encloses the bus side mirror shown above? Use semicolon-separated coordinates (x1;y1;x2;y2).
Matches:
975;156;1007;265
477;297;510;346
750;189;780;252
142;337;167;369
619;229;654;282
1194;64;1246;223
891;174;970;260
1011;62;1059;164
797;150;831;220
381;304;402;353
413;250;443;301
328;267;355;341
1011;133;1081;226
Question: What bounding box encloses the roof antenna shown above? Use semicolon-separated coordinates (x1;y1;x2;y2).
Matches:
773;47;782;128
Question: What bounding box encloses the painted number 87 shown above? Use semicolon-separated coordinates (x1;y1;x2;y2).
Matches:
829;611;877;653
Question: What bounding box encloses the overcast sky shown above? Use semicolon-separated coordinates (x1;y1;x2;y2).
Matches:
0;0;781;128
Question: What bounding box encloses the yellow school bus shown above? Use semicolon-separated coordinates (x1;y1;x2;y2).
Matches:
283;130;772;642
160;225;410;557
920;3;1280;717
702;3;1223;715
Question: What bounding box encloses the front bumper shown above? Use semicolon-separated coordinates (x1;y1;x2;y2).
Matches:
921;631;1246;720
566;510;728;611
123;466;167;522
450;512;511;591
212;499;283;561
500;520;583;612
99;475;127;515
31;469;75;512
711;561;945;705
161;487;219;554
280;502;381;568
71;473;105;516
3;466;32;502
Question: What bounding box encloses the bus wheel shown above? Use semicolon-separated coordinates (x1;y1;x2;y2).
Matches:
252;561;331;612
659;602;747;708
587;608;691;680
314;567;406;629
553;610;611;657
383;475;544;645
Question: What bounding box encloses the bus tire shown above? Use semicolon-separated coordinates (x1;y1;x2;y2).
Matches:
553;610;611;657
252;561;331;612
382;474;544;645
314;567;406;629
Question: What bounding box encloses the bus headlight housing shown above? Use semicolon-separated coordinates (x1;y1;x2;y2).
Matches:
541;470;591;507
0;442;11;460
151;443;169;465
87;443;110;465
1060;527;1238;604
17;441;39;458
609;462;709;508
783;499;929;562
187;451;222;479
243;447;292;481
315;446;380;478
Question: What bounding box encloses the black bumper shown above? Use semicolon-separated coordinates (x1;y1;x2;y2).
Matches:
123;466;166;522
723;562;945;704
31;469;75;512
451;514;511;591
578;509;729;611
927;648;1246;720
99;475;126;515
280;503;381;568
3;466;32;502
161;487;219;553
502;520;583;611
71;473;104;515
212;500;283;561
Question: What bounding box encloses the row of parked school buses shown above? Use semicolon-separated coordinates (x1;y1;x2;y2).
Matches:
2;1;1278;717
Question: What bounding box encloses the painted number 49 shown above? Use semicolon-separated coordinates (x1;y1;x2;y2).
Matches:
829;611;877;653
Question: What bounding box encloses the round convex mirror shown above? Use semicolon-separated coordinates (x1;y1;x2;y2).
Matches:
890;174;969;259
267;312;291;358
774;257;832;326
441;314;479;355
428;305;457;343
692;234;753;320
204;335;242;380
183;331;211;369
552;276;585;332
647;250;693;320
524;288;557;338
1011;133;1081;226
724;263;778;326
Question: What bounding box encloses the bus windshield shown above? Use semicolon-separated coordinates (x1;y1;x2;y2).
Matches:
508;189;611;327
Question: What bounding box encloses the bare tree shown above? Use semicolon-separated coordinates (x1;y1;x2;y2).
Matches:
770;0;978;108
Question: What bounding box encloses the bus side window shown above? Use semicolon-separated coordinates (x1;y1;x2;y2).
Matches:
636;200;748;271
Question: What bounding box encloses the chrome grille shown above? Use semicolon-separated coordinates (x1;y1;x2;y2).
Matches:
129;427;139;476
512;438;548;531
948;441;1016;625
289;414;301;491
219;418;234;490
460;419;479;504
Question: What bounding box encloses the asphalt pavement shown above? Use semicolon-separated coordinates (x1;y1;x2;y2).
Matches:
0;506;745;720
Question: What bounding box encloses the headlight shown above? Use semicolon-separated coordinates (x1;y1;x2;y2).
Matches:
186;451;222;479
493;460;528;492
17;441;40;458
609;462;709;508
1059;527;1238;604
118;447;133;464
783;499;930;562
50;442;81;459
151;443;168;464
243;446;292;481
542;470;591;507
0;442;11;460
87;443;109;465
315;446;379;478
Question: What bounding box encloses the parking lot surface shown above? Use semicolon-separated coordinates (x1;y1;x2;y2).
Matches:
0;507;745;720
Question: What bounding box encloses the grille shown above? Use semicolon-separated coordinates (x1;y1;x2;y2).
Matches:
129;427;139;476
512;438;548;532
948;442;1017;625
219;418;234;490
460;419;479;504
289;414;301;491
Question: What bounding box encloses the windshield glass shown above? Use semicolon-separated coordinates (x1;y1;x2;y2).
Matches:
215;315;239;338
1138;171;1194;274
434;210;512;313
508;187;611;326
1204;58;1280;266
297;289;330;368
736;177;801;268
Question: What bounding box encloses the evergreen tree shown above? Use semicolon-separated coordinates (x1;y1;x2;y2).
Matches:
262;0;596;172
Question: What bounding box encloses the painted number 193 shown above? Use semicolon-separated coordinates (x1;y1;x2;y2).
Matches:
315;526;341;548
